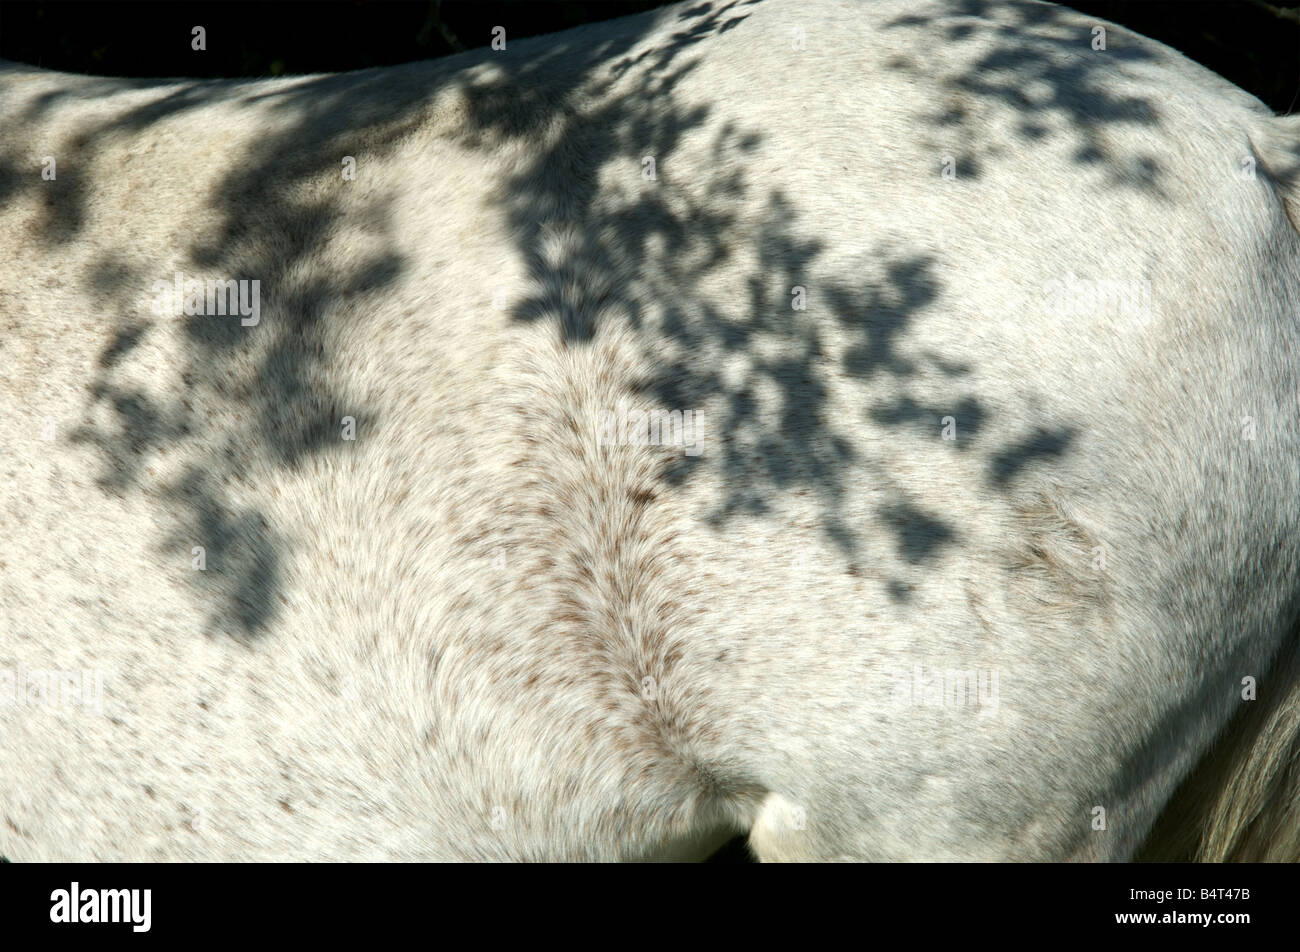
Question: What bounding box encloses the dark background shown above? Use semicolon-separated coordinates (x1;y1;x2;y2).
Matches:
0;1;1297;115
0;0;1295;864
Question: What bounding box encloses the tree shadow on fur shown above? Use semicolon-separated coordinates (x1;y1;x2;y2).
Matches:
0;0;1167;634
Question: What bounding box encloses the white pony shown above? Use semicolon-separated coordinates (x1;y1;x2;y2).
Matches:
2;0;1298;861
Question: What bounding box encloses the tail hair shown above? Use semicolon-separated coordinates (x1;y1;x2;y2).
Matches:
1139;623;1300;861
1140;112;1300;862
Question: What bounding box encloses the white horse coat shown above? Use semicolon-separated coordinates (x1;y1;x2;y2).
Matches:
2;0;1299;861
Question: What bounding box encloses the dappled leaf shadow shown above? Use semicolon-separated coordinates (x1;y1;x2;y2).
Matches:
0;0;1186;635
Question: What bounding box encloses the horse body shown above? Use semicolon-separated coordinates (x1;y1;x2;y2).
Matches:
2;0;1299;860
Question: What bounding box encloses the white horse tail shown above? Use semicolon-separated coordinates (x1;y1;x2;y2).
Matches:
1141;624;1300;861
1138;112;1300;864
